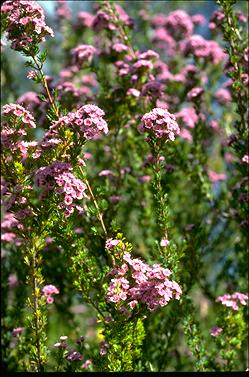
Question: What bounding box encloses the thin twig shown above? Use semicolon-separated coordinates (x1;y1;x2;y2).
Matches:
84;177;108;237
32;56;60;118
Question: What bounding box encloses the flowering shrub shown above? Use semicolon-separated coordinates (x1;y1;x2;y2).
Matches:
1;0;248;372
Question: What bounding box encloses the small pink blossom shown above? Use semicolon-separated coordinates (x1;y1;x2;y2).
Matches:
112;42;128;53
43;284;59;304
8;273;18;287
160;239;170;247
109;196;121;204
242;155;249;164
12;327;24;337
127;88;141;97
46;296;54;304
138;175;151;183
210;327;223;337
99;170;114;177
208;170;227;183
27;70;37;80
81;359;92;369
215;88;232;105
105;238;120;249
187;87;204;101
179;128;193;142
71;44;96;69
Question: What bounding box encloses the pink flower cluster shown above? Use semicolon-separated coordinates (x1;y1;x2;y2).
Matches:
35;161;86;217
152;28;176;56
2;104;36;129
216;292;248;311
75;11;94;29
112;42;128;53
164;10;194;39
71;44;97;69
175;107;198;128
181;35;226;65
139;108;180;141
42;284;59;304
105;238;120;249
141;80;163;98
1;104;37;153
1;0;54;51
106;251;182;313
1;212;24;245
92;5;133;32
17;91;40;109
215;88;232;105
49;105;108;141
187;87;204;101
115;49;159;80
151;10;204;55
56;0;71;20
209;10;225;30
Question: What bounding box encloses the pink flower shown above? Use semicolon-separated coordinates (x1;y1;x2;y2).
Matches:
1;0;54;51
210;327;223;337
208;170;227;183
27;70;37;80
71;44;96;69
1;232;16;242
81;359;92;369
43;284;59;296
160;239;170;247
106;251;182;312
99;341;109;356
35;161;87;217
56;0;71;20
242;155;249;164
187;87;204;101
138;49;159;61
109;196;121;204
112;42;128;53
99;170;114;177
48;104;108;141
164;10;194;39
141;81;163;98
182;34;226;64
12;327;24;337
75;11;94;28
127;88;140;97
139;108;180;141
192;14;205;25
42;284;59;304
105;238;120;249
46;296;54;304
215;88;232;105
175;107;198;128
216;292;248;310
210;120;219;130
138;175;151;183
8;273;18;287
2;104;36;129
179;128;193;142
